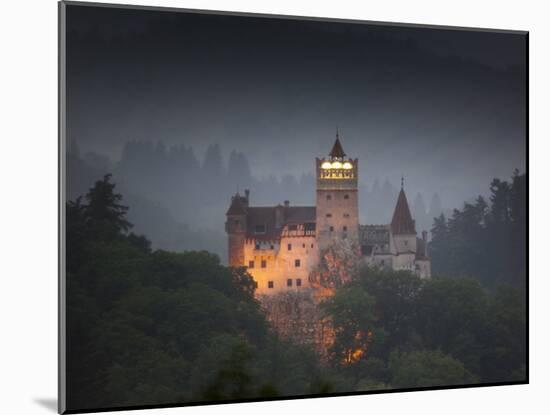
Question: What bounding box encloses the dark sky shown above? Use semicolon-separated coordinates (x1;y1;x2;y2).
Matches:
66;3;527;209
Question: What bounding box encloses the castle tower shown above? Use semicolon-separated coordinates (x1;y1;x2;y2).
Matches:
390;179;417;253
225;190;249;266
315;133;359;250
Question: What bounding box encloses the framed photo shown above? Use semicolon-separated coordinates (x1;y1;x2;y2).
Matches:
59;1;528;413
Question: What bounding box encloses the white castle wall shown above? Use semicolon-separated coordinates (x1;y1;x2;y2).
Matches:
243;233;318;295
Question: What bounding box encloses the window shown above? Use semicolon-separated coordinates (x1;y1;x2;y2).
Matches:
234;219;240;225
288;224;298;231
329;226;334;232
343;213;350;218
326;213;332;218
261;259;267;268
268;281;274;289
326;194;332;200
302;243;306;248
311;244;314;248
287;278;293;287
255;224;266;234
248;260;255;268
288;243;292;251
253;281;258;288
404;240;408;246
343;226;348;232
381;260;385;266
270;244;274;249
344;194;349;200
295;259;301;267
255;243;260;250
296;278;302;287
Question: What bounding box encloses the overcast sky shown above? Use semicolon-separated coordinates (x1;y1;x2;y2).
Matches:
66;4;526;209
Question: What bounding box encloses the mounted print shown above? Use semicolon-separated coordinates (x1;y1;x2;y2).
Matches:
59;1;528;413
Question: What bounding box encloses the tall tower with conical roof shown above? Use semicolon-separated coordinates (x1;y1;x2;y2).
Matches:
315;133;359;250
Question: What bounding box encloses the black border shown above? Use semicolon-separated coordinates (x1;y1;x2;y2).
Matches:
58;1;529;413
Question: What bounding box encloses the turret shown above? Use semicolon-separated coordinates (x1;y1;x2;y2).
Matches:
225;191;248;266
390;178;417;253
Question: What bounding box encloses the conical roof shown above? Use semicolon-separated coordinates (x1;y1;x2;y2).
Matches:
391;189;416;234
226;193;247;215
329;137;346;158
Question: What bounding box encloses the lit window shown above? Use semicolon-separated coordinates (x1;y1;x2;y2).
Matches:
288;243;292;251
287;279;292;287
261;260;267;268
295;259;301;267
296;278;302;287
248;260;254;268
268;281;274;289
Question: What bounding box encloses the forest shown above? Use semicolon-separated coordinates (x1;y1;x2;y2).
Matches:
430;169;526;290
65;173;526;411
67;140;447;262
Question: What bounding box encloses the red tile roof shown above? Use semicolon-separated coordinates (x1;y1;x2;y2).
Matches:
329;137;346;158
246;206;316;239
391;189;416;234
226;193;247;215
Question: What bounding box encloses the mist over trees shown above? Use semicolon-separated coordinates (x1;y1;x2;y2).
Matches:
429;170;527;290
68;139;448;262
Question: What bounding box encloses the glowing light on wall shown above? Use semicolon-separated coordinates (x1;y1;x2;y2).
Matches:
343;162;353;169
321;161;332;169
331;161;342;169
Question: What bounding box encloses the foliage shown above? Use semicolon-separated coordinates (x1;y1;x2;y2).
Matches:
322;266;526;391
430;170;526;290
66;174;526;410
66;175;327;410
309;238;362;289
389;350;478;388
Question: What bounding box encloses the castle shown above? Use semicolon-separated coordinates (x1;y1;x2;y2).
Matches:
225;135;431;295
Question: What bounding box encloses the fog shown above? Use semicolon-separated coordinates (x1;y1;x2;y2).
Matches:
65;5;526;261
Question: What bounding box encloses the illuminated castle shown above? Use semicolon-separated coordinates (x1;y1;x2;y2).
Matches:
225;134;430;295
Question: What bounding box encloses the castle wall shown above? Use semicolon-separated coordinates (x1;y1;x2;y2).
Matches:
227;233;245;267
243;234;318;295
391;233;417;254
415;259;431;279
316;189;359;250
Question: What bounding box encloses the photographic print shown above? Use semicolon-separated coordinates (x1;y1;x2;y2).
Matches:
59;1;528;413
